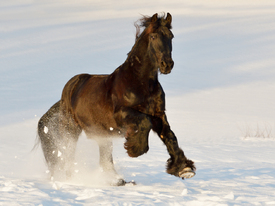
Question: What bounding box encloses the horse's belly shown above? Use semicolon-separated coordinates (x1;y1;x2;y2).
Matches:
77;107;120;138
74;90;119;137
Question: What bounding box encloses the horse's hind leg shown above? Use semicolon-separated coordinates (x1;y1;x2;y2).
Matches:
95;138;126;186
55;106;82;179
96;138;115;172
38;101;61;177
38;101;82;180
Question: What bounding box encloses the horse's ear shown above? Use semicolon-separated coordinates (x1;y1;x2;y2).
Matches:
166;13;172;25
151;13;158;23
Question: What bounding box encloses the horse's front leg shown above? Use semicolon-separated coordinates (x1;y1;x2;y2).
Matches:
152;113;196;179
114;107;152;158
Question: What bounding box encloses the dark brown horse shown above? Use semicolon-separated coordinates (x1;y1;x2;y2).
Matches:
38;13;195;185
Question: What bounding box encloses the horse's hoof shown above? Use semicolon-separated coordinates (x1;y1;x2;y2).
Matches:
179;167;195;179
111;178;126;186
125;180;136;186
111;179;136;186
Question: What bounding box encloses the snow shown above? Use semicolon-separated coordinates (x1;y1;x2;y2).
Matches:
44;126;48;134
1;0;275;205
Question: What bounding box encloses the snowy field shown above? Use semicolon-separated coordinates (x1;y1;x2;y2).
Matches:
1;0;275;205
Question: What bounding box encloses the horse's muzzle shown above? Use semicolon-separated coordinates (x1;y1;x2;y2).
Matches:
160;59;174;74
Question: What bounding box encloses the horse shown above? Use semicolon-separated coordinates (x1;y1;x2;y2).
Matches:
37;13;195;186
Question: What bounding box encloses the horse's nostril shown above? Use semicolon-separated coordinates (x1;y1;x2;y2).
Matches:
161;61;166;67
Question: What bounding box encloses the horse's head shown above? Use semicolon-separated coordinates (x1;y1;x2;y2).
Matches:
145;13;174;74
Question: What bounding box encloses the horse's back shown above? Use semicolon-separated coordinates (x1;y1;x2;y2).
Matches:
61;74;91;109
61;74;108;107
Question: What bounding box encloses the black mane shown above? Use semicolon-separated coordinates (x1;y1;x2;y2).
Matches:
135;13;172;40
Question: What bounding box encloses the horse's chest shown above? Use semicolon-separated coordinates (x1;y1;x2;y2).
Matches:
123;89;156;114
123;90;138;105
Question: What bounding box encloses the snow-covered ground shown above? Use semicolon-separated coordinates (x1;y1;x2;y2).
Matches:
1;0;275;205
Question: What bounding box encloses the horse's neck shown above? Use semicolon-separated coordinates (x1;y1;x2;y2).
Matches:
126;39;158;81
126;54;157;81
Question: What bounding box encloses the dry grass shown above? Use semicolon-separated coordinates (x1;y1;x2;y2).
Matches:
238;122;274;139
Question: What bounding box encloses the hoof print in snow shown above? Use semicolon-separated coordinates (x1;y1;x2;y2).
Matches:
179;167;195;179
